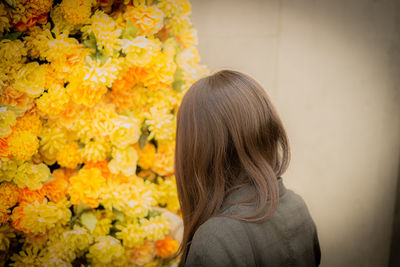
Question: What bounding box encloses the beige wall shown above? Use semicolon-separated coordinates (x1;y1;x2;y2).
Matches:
190;0;400;266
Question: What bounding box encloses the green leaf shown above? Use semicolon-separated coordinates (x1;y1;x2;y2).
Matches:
81;211;98;233
172;68;185;92
146;209;162;219
112;208;125;223
138;133;148;149
83;31;97;50
122;20;138;40
97;51;109;66
0;31;22;41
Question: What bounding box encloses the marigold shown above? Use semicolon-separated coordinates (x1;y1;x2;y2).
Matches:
14;162;50;190
13;62;46;98
120;36;161;67
7;130;39;161
157;0;191;17
41;174;69;202
60;0;94;24
146;107;176;142
124;4;164;36
0;158;18;182
87;236;126;266
81;139;111;162
39;122;68;165
68;168;106;208
155;237;179;258
137;142;156;170
56;142;82;168
11;198;72;234
0;39;27;65
0;210;10;224
36;84;70;116
110;115;141;149
0;85;35;111
108;146;138;176
156;176;179;212
15;112;42;136
0;182;20;211
0;106;17;138
18;187;46;204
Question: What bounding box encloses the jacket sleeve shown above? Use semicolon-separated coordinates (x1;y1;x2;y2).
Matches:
184;217;255;267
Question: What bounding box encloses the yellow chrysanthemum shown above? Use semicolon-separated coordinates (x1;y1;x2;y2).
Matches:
0;85;35;111
142;51;176;90
156;176;180;212
99;176;156;218
0;39;27;65
56;142;82;168
0;182;20;211
124;4;164;36
110;115;140;149
176;27;198;49
116;214;171;248
0;3;10;34
108;146;138;176
13;62;46;98
152;142;175;176
39;122;68;165
87;236;126;267
0;106;17;138
11;198;72;234
50;4;78;34
81;10;122;55
60;0;94;24
81;139;111;162
9;245;43;266
120;36;161;67
125;240;155;266
7;130;39;161
0;158;18;182
137;142;156;170
0;223;15;251
167;14;192;36
14;162;50;190
68;168;106;208
22;23;52;60
6;0;52;31
89;102;118;137
15;112;42;136
157;0;191;17
36;84;70;116
146;107;176;142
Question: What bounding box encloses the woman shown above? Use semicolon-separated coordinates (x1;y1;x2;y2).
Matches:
174;70;321;266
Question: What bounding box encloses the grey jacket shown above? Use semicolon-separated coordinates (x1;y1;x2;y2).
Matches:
183;177;321;266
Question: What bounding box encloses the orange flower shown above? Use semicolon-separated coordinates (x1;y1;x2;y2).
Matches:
155;237;179;258
0;136;10;158
0;210;10;224
0;85;35;111
41;175;69;202
0;183;20;210
18;187;46;204
83;160;111;179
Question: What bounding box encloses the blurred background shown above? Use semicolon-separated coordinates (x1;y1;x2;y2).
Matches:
190;0;400;266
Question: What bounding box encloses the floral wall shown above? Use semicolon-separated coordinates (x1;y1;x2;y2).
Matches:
0;0;208;265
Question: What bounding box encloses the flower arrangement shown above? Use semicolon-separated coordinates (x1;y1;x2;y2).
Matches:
0;0;208;265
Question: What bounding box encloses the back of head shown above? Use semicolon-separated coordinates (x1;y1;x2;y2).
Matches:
174;69;290;262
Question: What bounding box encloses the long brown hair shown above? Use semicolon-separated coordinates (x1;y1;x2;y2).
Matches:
174;70;290;263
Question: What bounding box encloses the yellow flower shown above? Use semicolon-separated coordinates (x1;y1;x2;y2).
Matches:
13;62;46;98
0;3;10;34
142;51;176;90
87;236;126;267
39;122;68;165
124;4;164;36
146;107;176;142
11;198;72;235
15;112;42;136
157;0;191;17
137;142;156;170
156;176;180;212
50;4;78;34
110;115;141;149
14;162;50;190
0;39;27;65
176;27;198;49
0;210;10;224
9;245;43;266
56;142;82;168
81;10;122;55
0;106;17;138
36;84;70;116
167;14;192;36
68;168;106;208
60;0;94;24
7;130;39;161
120;36;161;67
0;223;15;251
81;139;111;162
100;177;156;219
0;84;35;111
0;158;18;183
0;182;20;211
108;146;138;176
41;172;69;202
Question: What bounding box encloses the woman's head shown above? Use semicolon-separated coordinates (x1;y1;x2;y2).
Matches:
174;69;290;261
